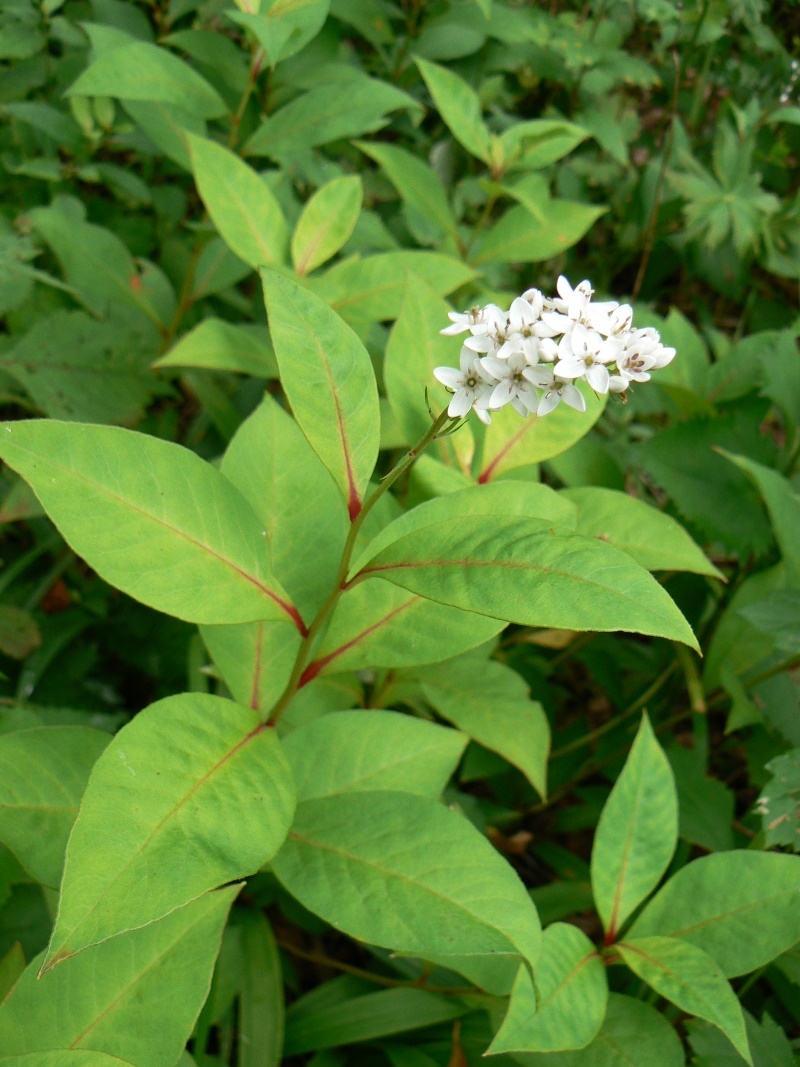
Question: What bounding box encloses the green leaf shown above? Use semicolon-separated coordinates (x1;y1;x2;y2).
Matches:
471;201;606;265
561;487;722;578
272;791;541;968
0;726;110;888
498;119;589;170
0;420;302;629
415;57;491;162
668;745;735;853
292;176;363;275
0;1055;136;1067
122;100;205;171
591;714;678;938
488;924;607;1054
615;937;751;1065
0;943;24;1003
238;911;284;1067
719;451;800;585
418;658;549;799
68;40;226;119
229;0;329;67
759;331;800;429
282;710;467;800
0;606;39;660
155;319;278;378
688;1010;795;1067
189;136;289;269
42;693;295;970
356;141;459;246
261;269;380;518
284;986;465;1056
477;385;606;481
628;850;800;976
755;749;800;851
352;516;698;648
0;888;237;1066
201;620;301;717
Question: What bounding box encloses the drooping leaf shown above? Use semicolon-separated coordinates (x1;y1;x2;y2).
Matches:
238;910;284;1067
272;791;541;968
0;888;237;1066
282;710;466;800
628;850;800;976
352;516;698;648
0;726;110;888
615;937;751;1064
261;270;380;518
591;714;678;939
415;57;491;162
42;693;295;970
0;420;301;629
292;175;363;275
488;924;607;1054
155;319;277;378
189;136;289;269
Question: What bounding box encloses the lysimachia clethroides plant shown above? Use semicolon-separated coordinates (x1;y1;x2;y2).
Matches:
2;269;800;1066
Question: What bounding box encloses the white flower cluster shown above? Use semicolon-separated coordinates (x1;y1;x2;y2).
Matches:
434;276;676;423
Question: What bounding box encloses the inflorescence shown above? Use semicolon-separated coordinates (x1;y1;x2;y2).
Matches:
434;276;676;423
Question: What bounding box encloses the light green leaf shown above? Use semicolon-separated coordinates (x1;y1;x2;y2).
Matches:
68;40;226;119
122;100;205;171
155;319;277;378
477;385;606;481
498;119;589;170
201;620;301;717
418;658;549;799
0;420;302;629
489;924;607;1054
471;201;606;265
229;0;329;67
591;714;678;938
0;726;110;888
561;487;722;577
352;515;698;648
0;1055;136;1067
42;693;295;970
415;57;491;162
261;269;380;517
307;578;504;677
0;888;237;1066
238;910;284;1067
356;141;459;246
189;136;289;269
616;937;751;1065
292;176;363;275
0;943;24;1003
628;850;800;976
282;710;467;800
272;790;541;968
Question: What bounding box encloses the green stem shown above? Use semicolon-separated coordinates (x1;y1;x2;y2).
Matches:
266;406;453;726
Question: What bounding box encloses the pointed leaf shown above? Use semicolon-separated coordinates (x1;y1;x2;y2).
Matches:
415;57;491;162
272;791;541;968
0;727;109;888
628;850;800;976
292;175;363;275
261;270;380;518
0;420;301;629
591;715;678;939
189;136;289;269
282;710;467;800
155;319;277;378
0;888;237;1067
471;201;606;265
43;694;295;970
488;924;607;1054
352;516;698;648
238;910;284;1067
616;937;751;1065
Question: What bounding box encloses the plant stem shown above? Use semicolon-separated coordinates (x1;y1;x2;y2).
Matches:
266;407;453;725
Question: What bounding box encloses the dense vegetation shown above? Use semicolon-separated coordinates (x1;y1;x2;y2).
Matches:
0;0;799;1064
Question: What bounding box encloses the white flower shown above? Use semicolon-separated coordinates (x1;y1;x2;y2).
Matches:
433;347;495;419
554;323;623;394
552;275;595;320
498;297;543;362
481;351;540;416
440;305;487;336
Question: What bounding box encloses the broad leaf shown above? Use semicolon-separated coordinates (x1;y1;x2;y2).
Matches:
201;620;301;717
43;693;295;970
0;1055;136;1067
0;420;302;629
418;658;550;799
272;791;541;968
488;924;607;1054
628;850;800;976
292;175;363;275
352;516;699;648
261;270;380;518
238;910;284;1067
282;710;466;800
616;937;751;1065
561;487;722;577
591;714;678;938
189;136;289;269
415;57;491;162
155;319;277;377
0;888;237;1066
471;201;606;265
0;726;109;888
